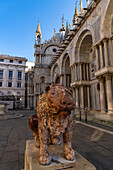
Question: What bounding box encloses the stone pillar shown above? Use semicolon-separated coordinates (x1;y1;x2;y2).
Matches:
95;46;99;70
80;63;82;81
64;74;66;87
34;95;37;109
76;87;79;108
87;86;90;108
105;75;113;111
108;38;113;66
99;77;106;110
60;74;63;84
73;65;75;82
83;64;86;81
99;43;104;69
75;64;77;81
71;67;73;83
80;86;84;108
103;39;108;66
86;64;89;81
72;88;75;101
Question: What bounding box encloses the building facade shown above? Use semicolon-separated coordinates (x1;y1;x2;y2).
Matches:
27;0;113;112
0;54;27;109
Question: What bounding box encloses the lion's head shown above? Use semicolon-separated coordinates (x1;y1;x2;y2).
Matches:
43;84;74;116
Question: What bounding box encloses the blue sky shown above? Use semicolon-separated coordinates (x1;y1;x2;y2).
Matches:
0;0;88;61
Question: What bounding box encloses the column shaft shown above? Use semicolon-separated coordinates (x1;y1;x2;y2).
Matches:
95;46;99;70
80;86;84;108
87;86;90;108
76;87;79;108
86;64;89;81
75;64;77;81
99;43;104;68
100;79;106;110
103;40;108;66
105;76;113;110
83;64;86;81
80;64;82;81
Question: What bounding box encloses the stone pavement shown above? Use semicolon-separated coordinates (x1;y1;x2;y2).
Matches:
0;110;113;170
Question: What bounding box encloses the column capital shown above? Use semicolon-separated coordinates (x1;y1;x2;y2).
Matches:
104;74;112;80
97;76;104;82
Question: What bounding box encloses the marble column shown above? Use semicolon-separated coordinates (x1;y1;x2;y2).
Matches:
76;87;79;108
99;43;104;69
60;74;63;84
73;65;75;82
99;78;106;110
83;64;86;81
95;46;99;70
80;86;84;108
80;63;82;81
75;64;77;81
86;64;89;81
71;67;73;83
87;86;90;108
64;74;66;87
72;88;75;102
108;38;113;66
103;39;108;66
105;75;113;111
34;95;37;109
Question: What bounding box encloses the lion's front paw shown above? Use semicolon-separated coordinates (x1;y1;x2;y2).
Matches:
64;147;75;161
51;136;61;145
39;151;51;166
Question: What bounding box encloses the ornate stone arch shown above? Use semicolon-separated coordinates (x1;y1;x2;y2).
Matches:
100;0;113;38
61;53;71;74
75;30;93;62
52;63;59;83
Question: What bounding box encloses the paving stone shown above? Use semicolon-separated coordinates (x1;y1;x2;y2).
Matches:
0;161;19;170
1;151;19;163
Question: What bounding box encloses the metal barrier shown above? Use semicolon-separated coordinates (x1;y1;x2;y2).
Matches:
74;107;113;124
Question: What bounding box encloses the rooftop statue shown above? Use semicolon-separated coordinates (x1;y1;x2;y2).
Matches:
29;84;75;166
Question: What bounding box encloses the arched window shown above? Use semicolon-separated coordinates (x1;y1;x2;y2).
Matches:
40;76;46;83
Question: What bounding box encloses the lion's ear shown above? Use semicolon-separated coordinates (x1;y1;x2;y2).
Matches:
44;85;51;93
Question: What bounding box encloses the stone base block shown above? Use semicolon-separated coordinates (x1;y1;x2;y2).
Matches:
25;140;96;170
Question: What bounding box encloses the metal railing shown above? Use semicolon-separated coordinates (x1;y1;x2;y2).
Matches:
74;107;113;124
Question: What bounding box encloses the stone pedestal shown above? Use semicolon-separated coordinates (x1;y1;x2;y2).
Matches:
25;140;96;170
0;103;8;116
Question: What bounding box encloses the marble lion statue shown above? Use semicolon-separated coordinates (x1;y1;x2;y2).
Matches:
29;84;75;166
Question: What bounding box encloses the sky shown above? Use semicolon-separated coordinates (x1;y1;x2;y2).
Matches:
0;0;88;61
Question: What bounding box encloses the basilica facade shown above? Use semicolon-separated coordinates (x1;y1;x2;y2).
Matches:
27;0;113;112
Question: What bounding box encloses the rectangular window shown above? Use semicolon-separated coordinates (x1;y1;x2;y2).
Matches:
18;61;22;64
0;70;3;78
17;83;21;88
10;60;13;63
18;72;22;79
9;71;13;79
0;82;2;87
0;59;4;62
8;82;12;87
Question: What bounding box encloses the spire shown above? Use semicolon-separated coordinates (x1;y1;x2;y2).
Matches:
80;0;83;14
86;0;89;6
54;28;56;36
75;1;79;16
69;22;71;30
73;1;79;26
59;14;66;32
35;20;41;43
36;21;41;35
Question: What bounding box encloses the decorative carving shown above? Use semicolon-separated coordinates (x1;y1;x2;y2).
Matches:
29;84;75;166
